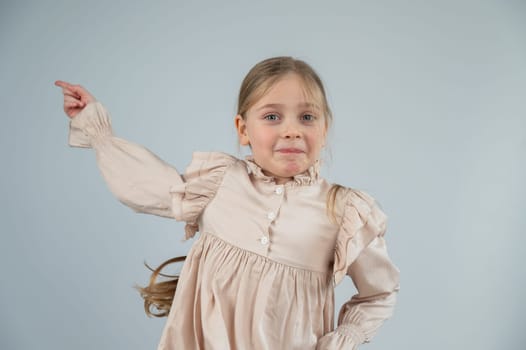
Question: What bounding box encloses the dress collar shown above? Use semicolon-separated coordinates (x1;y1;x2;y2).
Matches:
243;155;320;186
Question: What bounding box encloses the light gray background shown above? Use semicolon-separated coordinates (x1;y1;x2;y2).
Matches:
1;1;525;349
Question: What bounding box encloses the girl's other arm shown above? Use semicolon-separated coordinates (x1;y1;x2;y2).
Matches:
318;189;400;349
318;236;400;349
341;237;399;346
55;80;184;218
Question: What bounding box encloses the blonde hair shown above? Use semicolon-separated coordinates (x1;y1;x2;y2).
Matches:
135;256;185;317
136;56;345;317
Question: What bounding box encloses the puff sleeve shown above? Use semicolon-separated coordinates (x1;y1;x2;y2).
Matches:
317;189;400;350
68;102;236;235
170;151;237;239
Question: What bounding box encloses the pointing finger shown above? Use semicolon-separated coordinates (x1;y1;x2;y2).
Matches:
55;80;72;89
55;80;79;94
56;80;81;98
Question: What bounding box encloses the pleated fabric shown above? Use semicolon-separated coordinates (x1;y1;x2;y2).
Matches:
158;233;334;350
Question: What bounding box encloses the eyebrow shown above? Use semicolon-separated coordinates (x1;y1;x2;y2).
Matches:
256;103;320;111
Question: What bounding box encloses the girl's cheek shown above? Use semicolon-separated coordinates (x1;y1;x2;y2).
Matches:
309;128;325;141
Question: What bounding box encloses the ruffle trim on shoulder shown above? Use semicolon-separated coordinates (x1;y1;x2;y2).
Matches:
169;152;238;239
333;189;387;285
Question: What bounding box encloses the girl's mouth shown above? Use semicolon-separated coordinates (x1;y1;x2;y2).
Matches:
276;148;304;154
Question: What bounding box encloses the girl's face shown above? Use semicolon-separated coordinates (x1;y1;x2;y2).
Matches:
235;73;327;184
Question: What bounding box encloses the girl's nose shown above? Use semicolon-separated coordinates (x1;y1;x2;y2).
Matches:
281;121;302;139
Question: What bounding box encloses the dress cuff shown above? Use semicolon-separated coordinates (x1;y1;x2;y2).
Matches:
316;325;364;350
68;101;113;148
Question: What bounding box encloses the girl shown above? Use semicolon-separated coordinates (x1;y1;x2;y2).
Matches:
55;56;400;350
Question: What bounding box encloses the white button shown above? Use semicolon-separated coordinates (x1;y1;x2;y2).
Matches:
275;186;284;195
246;165;252;174
267;211;276;220
260;236;269;245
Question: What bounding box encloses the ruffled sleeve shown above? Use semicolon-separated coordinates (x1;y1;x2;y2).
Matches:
169;152;237;239
317;189;400;349
68;102;236;233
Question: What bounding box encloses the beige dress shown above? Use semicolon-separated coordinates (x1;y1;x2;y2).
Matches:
68;102;400;350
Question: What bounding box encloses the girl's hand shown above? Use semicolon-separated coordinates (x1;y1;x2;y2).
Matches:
54;80;97;119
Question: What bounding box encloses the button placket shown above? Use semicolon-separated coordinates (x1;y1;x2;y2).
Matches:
259;184;284;252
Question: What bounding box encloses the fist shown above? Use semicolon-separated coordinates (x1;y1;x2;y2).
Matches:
54;80;97;119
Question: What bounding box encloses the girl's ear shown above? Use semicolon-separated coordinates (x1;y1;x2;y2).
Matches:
234;114;250;146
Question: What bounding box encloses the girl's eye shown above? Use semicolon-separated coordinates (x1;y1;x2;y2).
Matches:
264;114;279;121
301;114;316;121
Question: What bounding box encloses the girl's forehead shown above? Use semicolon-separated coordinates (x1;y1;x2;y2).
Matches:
252;74;324;111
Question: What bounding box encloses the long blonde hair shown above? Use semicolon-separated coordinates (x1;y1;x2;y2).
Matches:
136;56;345;317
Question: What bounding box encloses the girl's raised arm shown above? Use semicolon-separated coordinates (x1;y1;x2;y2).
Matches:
55;80;184;218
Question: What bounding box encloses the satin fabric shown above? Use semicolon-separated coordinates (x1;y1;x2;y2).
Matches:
68;102;400;349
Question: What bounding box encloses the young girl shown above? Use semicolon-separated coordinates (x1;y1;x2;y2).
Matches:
55;56;400;350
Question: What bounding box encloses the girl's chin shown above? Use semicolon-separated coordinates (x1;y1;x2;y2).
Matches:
259;157;313;179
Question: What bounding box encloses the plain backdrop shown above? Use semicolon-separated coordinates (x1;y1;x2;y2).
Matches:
1;1;525;349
